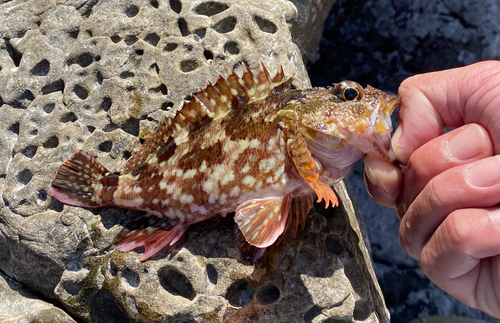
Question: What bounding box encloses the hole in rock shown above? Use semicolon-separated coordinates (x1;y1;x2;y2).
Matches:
61;112;78;123
150;0;159;8
206;264;217;285
43;135;59;149
124;35;139;45
87;125;96;133
68;53;93;67
144;33;160;46
110;35;121;43
67;28;79;39
304;305;322;321
41;79;65;95
8;122;19;134
120;71;135;79
122;118;141;136
62;280;81;296
323;319;351;323
30;59;50;76
110;260;117;276
203;49;213;60
135;49;144;56
101;97;112;112
225;279;254;307
178;18;189;36
22;145;38;158
255;283;280;305
161;102;174;111
169;0;181;13
98;141;113;152
180;59;199;72
194;28;206;39
150;63;160;74
86;30;93;37
164;43;178;52
38;189;47;201
124;5;139;17
30;130;38;136
254;16;277;34
88;289;129;323
325;235;344;255
122;151;131;161
17;169;33;185
73;85;88;100
48;198;64;212
96;71;103;85
102;124;117;132
194;2;229;16
43;103;55;114
16;90;35;102
150;84;167;95
159;267;195;300
353;299;371;320
213;16;237;33
121;268;140;287
224;41;239;54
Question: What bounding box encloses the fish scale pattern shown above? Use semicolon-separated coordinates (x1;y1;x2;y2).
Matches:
0;0;389;322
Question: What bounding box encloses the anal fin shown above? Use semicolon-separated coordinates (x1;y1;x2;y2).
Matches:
116;215;188;261
234;195;291;248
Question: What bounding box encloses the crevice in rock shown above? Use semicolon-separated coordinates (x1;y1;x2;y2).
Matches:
4;38;22;67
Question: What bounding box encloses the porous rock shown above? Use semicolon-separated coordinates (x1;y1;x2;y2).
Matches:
0;0;388;322
0;271;77;323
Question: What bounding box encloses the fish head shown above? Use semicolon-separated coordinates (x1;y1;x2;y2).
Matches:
289;81;399;164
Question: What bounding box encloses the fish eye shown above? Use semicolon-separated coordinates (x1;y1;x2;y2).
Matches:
333;81;364;101
342;87;359;101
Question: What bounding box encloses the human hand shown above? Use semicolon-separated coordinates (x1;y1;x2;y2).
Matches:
364;61;500;318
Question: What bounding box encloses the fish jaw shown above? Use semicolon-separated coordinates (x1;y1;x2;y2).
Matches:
358;93;399;162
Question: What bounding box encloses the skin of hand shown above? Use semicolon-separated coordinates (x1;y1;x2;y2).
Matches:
364;61;500;318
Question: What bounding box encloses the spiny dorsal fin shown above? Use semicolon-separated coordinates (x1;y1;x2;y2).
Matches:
123;63;291;174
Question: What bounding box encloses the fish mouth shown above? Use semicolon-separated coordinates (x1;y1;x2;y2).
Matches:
383;94;400;115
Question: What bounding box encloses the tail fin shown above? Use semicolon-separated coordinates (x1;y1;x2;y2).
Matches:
50;150;117;208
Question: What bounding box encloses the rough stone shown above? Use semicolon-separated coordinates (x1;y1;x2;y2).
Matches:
0;0;387;322
0;271;77;323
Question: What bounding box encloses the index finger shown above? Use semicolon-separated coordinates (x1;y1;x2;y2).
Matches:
393;61;500;165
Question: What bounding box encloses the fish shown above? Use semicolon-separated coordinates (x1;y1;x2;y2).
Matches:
50;63;399;261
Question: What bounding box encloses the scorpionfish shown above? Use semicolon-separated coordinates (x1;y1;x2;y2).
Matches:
50;63;399;261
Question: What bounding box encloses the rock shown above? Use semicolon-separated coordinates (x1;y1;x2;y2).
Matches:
0;271;77;323
0;0;388;322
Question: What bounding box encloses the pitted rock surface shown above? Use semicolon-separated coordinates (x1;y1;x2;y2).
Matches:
0;0;387;322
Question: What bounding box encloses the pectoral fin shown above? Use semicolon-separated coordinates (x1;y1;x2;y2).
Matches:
283;118;339;208
234;195;291;248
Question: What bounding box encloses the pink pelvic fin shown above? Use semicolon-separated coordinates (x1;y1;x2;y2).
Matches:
234;195;291;248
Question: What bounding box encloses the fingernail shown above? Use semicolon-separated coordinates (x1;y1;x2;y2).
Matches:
448;124;488;161
489;208;500;228
365;163;378;186
391;125;403;160
465;156;500;188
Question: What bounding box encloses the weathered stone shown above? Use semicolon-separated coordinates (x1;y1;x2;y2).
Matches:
0;271;77;323
0;0;387;322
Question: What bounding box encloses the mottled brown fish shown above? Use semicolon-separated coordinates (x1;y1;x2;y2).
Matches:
50;63;399;261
